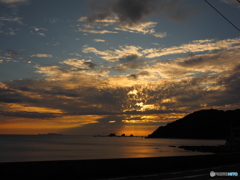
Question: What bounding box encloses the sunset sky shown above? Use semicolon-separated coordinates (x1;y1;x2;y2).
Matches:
0;0;240;136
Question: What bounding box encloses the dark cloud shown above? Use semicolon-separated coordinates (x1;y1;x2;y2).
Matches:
0;87;25;103
86;0;200;26
83;61;97;69
127;71;150;80
119;54;139;62
118;55;143;70
60;61;97;70
85;87;130;113
211;65;240;106
0;97;22;103
87;12;110;23
5;49;20;56
124;116;142;120
96;115;124;124
18;86;31;91
127;74;138;80
43;90;79;98
112;0;157;25
0;111;60;119
105;66;126;72
178;56;205;67
123;61;143;69
87;0;158;25
137;71;150;76
219;64;240;92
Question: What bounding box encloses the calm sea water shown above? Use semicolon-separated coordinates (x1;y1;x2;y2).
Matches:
0;135;225;162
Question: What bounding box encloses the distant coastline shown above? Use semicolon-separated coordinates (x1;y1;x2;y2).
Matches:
93;133;148;138
38;133;63;136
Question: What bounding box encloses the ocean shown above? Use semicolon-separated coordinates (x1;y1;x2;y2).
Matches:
0;135;225;162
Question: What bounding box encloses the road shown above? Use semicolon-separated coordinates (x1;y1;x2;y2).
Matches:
96;163;240;180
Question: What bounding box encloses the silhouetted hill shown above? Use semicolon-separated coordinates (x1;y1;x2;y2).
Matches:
147;109;240;139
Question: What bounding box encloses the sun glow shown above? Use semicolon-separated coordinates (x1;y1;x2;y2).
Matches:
128;89;138;95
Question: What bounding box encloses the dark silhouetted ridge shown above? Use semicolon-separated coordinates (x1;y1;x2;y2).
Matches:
147;109;240;139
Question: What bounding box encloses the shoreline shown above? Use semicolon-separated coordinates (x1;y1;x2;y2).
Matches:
1;153;240;179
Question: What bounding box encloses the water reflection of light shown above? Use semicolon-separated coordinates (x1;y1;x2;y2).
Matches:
113;138;226;159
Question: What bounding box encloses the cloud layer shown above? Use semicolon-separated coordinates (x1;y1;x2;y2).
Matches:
1;39;240;123
87;0;200;25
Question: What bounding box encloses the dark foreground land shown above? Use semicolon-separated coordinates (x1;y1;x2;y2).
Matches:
147;109;240;139
1;152;240;180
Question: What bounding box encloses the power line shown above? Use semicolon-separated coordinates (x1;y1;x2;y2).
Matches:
205;0;240;32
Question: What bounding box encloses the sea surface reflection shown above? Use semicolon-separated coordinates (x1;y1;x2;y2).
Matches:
0;135;225;162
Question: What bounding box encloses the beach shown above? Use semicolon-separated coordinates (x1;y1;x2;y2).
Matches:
1;152;240;179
